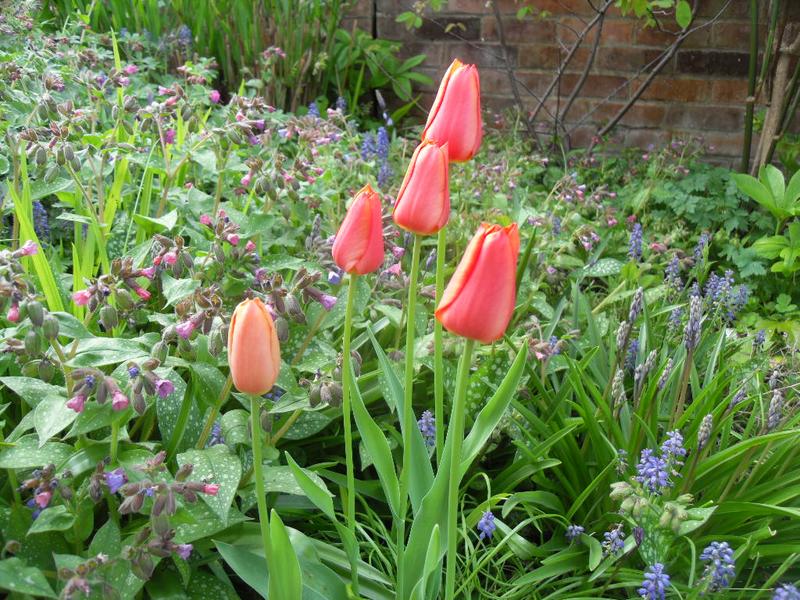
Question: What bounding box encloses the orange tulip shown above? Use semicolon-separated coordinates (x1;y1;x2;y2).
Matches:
392;140;450;235
435;223;520;344
332;184;385;274
228;297;281;395
422;59;482;163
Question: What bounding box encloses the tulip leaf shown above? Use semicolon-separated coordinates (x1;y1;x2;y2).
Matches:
268;510;303;600
285;453;336;520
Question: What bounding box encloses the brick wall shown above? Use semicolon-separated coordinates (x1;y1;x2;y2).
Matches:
348;0;800;163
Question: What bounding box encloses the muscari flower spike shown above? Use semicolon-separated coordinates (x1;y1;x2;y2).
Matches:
699;541;736;591
639;563;670;600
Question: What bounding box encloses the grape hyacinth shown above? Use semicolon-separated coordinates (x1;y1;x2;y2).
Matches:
700;541;736;590
207;422;225;446
728;386;746;412
667;307;683;333
684;296;702;351
417;409;435;448
754;329;766;349
767;388;784;431
657;358;674;390
565;524;584;542
625;339;639;372
629;287;644;322
660;430;687;467
33;200;50;241
635;448;671;494
602;524;625;555
639;563;670;600
628;222;643;261
665;255;682;291
694;232;710;264
697;414;713;450
477;511;496;540
773;584;800;600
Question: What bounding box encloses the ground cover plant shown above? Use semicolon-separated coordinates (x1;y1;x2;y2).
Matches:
0;3;799;599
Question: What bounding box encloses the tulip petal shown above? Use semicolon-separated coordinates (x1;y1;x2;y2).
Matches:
393;141;450;235
228;298;281;395
332;185;385;275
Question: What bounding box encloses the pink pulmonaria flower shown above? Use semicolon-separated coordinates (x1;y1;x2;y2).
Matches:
175;544;193;560
123;64;139;75
155;379;175;398
19;240;38;256
607;217;618;227
34;490;52;508
140;266;156;279
209;89;221;103
134;287;151;301
111;391;129;411
158;86;172;96
66;394;86;413
245;240;256;253
649;242;667;253
627;214;638;224
391;246;405;259
163;129;176;145
200;214;212;226
386;263;402;277
163;251;178;265
72;290;92;306
240;172;252;187
235;112;245;122
253;119;265;131
226;234;240;246
175;320;195;339
202;484;220;496
6;304;19;323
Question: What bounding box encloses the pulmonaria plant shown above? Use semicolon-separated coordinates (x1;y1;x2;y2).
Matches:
19;463;74;519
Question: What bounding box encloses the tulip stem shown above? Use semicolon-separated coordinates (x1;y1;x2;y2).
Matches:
341;273;358;536
444;338;475;600
396;233;422;595
249;395;274;577
434;227;447;465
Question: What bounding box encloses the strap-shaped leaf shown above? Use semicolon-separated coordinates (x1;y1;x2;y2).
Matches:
286;452;335;521
268;510;303;600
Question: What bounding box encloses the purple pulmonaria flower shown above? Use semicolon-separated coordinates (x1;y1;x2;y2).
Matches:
123;64;139;75
209;89;221;103
128;366;140;379
327;270;342;285
417;410;435;448
66;394;86;413
207;422;225;446
602;524;625;555
104;468;128;494
155;379;175;398
112;391;129;411
477;511;496;540
319;294;337;311
773;584;800;600
565;524;584;542
175;543;193;560
175;320;195;339
628;223;643;262
635;448;671;494
84;375;96;389
639;563;670;600
700;541;736;590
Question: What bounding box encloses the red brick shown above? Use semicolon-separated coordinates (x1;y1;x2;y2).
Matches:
600;20;635;45
534;0;597;16
695;0;749;18
710;78;749;103
635;22;712;49
561;73;630;99
444;42;516;68
624;128;673;149
509;69;552;96
696;131;745;157
663;105;744;132
517;44;562;69
712;21;753;49
480;15;556;42
346;0;372;18
594;47;671;73
618;102;667;127
641;78;711;102
447;0;522;14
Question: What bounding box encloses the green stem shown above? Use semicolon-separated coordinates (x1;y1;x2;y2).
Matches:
444;338;475;600
396;234;422;595
740;0;759;173
341;273;358;534
196;374;233;449
434;228;446;466
110;421;119;465
250;394;274;572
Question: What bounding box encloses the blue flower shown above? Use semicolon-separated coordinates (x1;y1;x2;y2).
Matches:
628;223;643;262
660;430;687;465
754;329;766;348
552;216;562;235
335;96;347;112
104;467;128;495
639;563;670;600
207;422;225;446
694;232;710;263
361;133;376;161
635;448;671;494
773;583;800;600
665;255;682;290
602;524;625;555
565;524;584;542
700;541;736;590
417;410;435;448
33;201;50;241
625;339;639;372
308;101;320;118
477;511;496;540
127;366;140;379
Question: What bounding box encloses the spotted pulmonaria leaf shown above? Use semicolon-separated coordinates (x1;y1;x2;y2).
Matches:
27;505;75;535
177;445;241;524
0;558;56;597
0;434;72;469
33;396;77;446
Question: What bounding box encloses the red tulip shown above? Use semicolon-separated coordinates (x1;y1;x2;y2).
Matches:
392;140;450;235
422;59;482;163
332;184;385;274
228;297;281;395
435;223;520;343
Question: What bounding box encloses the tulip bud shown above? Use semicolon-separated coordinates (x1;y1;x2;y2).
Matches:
392;140;450;235
422;59;482;162
331;184;385;275
27;301;44;327
228;298;281;395
435;223;520;343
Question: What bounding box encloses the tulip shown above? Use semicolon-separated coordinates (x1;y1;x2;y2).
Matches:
228;298;281;396
392;140;450;235
331;184;384;274
435;223;520;343
422;59;482;162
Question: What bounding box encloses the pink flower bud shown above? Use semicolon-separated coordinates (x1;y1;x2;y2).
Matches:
134;287;151;301
240;173;252;187
245;240;256;253
209;89;221;103
200;214;213;226
123;64;139;75
6;304;19;323
226;234;240;246
111;391;129;411
176;320;195;339
19;240;38;256
66;395;86;413
72;290;92;306
140;266;156;279
163;251;178;265
391;246;405;259
235;112;245;122
34;490;52;508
